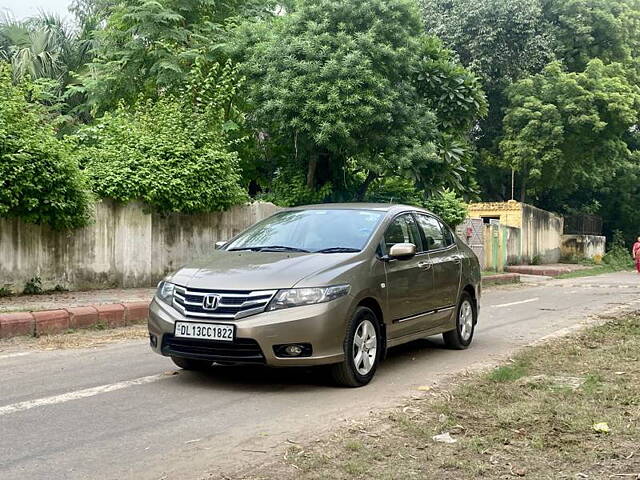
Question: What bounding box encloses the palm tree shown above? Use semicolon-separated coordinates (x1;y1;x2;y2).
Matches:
0;13;67;82
0;10;101;123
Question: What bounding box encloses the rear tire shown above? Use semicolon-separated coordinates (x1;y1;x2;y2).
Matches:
171;356;212;371
443;292;476;350
331;306;381;387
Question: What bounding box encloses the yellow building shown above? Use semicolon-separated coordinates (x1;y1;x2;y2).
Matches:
467;200;523;228
467;201;564;266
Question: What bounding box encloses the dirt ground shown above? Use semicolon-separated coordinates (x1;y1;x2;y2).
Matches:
237;315;640;480
0;287;155;313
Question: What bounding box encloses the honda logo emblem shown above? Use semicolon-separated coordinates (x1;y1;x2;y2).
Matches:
202;294;221;311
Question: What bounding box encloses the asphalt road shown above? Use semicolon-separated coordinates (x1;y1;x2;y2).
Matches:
1;271;639;480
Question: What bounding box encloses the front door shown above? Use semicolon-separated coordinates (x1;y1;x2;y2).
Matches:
382;214;435;338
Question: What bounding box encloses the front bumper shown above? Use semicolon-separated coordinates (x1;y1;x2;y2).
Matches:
148;295;352;367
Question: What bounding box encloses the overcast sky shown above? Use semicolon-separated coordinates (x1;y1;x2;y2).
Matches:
0;0;73;20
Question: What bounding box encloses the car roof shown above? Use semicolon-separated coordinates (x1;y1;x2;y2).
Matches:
288;202;426;213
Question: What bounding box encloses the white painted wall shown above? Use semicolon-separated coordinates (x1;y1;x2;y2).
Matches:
0;200;280;292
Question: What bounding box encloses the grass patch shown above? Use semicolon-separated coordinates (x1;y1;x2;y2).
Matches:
556;264;630;279
481;271;503;277
488;359;529;382
255;315;640;480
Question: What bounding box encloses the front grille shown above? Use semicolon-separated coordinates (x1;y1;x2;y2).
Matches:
173;286;277;320
162;335;265;364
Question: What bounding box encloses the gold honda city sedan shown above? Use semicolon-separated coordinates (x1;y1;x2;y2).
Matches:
148;204;480;387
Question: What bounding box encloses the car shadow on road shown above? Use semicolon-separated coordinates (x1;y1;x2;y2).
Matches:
169;336;448;391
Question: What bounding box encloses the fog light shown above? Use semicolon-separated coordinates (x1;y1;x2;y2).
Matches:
149;334;157;348
285;345;303;356
273;343;312;358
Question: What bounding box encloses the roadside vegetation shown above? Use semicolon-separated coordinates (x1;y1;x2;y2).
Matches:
558;232;635;279
2;0;640;247
248;314;640;479
555;265;631;280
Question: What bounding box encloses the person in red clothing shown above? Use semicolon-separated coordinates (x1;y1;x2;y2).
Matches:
633;237;640;273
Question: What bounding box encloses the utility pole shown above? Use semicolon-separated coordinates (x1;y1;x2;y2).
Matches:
511;168;515;201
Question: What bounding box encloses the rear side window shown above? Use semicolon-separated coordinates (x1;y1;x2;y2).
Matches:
383;214;421;253
416;214;451;250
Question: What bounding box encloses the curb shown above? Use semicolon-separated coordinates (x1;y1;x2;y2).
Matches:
482;273;521;286
505;266;572;277
0;301;150;339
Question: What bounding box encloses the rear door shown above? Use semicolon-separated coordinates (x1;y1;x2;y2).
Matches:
382;213;435;338
415;214;461;319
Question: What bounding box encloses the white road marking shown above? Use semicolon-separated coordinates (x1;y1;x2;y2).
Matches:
0;352;32;360
493;298;540;309
0;373;170;417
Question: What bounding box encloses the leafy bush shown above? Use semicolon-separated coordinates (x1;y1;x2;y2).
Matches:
75;62;247;213
603;230;634;268
0;286;13;297
364;177;424;206
424;189;468;227
23;276;43;295
0;64;92;229
364;180;468;227
261;169;333;207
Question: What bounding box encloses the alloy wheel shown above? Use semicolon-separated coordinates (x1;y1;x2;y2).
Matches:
353;319;377;375
459;299;474;341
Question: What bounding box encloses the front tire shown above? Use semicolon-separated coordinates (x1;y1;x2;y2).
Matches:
171;356;212;371
443;292;476;350
331;306;381;387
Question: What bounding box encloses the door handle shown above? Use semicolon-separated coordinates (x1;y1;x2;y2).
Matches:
452;256;462;264
418;261;431;269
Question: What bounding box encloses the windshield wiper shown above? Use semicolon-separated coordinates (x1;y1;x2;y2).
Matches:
229;245;310;253
315;247;361;253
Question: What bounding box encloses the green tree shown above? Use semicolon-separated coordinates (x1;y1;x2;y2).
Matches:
0;64;91;229
500;60;640;205
74;60;247;213
421;0;555;198
544;0;640;72
235;0;485;204
0;11;100;124
422;0;554;85
78;0;270;114
422;0;640;204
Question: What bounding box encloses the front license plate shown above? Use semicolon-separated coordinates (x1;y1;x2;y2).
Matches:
174;321;235;342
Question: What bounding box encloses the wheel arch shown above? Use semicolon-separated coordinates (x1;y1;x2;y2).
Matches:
461;284;479;324
356;297;387;358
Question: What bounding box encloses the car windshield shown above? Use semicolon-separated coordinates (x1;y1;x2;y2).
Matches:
226;209;384;253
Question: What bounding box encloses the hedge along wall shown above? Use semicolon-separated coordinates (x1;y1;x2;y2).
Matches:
0;200;280;293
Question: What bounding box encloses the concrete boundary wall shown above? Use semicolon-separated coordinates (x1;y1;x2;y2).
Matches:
520;204;564;264
561;234;606;260
0;200;280;292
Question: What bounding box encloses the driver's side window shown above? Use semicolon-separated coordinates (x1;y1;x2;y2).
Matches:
383;214;421;254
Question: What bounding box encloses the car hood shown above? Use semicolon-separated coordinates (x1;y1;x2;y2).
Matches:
166;251;359;291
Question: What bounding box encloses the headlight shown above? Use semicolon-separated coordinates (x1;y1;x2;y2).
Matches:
156;281;175;305
267;284;350;311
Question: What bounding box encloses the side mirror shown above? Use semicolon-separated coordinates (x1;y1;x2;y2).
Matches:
388;242;416;260
215;241;227;250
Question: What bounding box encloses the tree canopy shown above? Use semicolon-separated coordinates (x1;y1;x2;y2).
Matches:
2;0;640;243
422;0;640;241
500;60;640;205
235;0;485;203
